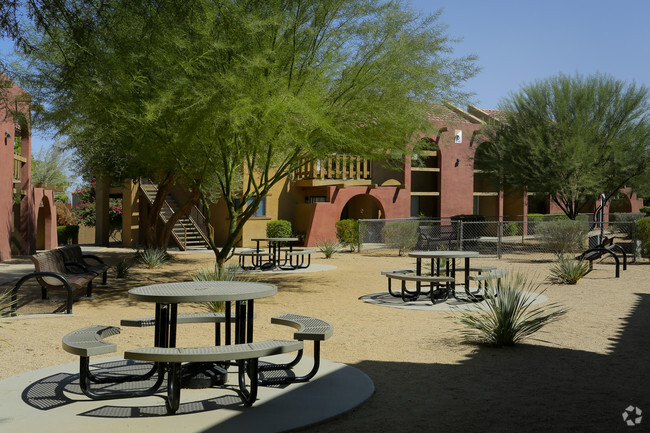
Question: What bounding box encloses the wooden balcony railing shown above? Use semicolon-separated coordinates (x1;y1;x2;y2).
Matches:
295;155;372;181
13;153;26;186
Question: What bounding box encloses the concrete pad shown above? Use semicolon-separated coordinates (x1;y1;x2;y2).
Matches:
359;290;549;311
0;355;373;433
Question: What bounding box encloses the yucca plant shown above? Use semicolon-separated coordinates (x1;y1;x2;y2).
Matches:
549;255;590;284
455;272;568;346
191;264;245;313
115;258;133;278
137;248;171;269
316;239;339;259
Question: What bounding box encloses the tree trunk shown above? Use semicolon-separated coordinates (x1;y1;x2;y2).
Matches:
143;174;175;249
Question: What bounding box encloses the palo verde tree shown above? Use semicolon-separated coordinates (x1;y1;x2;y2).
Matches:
167;0;479;266
478;73;650;219
7;0;222;249
6;0;478;264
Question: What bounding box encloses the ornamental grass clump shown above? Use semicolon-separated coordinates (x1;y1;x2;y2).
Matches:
115;258;133;278
455;272;568;346
0;289;17;343
549;255;590;284
316;239;339;259
137;248;171;269
192;264;245;313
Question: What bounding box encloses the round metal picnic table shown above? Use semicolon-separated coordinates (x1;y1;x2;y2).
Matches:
408;250;480;301
128;281;277;388
251;237;300;270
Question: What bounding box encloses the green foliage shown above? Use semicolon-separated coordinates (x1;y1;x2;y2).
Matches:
0;289;18;343
610;212;644;236
137;248;171;269
192;264;245;313
316;239;339;259
480;73;650;220
382;220;419;256
12;0;478;266
72;182;122;231
640;206;650;215
536;220;588;255
636;218;650;258
336;219;360;252
13;135;21;154
115;258;133;278
549;255;591;284
455;272;568;346
266;220;292;239
31;145;72;202
503;222;519;236
56;225;79;245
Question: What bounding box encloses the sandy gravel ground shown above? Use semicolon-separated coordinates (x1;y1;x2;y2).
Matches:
1;248;649;432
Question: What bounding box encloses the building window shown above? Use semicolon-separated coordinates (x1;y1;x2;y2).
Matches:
306;196;327;204
248;197;266;217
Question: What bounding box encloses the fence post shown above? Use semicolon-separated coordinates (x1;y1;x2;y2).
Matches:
459;221;463;251
497;221;503;259
358;220;363;252
633;220;637;262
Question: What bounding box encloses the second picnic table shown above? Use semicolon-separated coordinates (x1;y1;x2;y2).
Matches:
408;250;482;301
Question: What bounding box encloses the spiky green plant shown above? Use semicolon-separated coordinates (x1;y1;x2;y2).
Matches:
115;258;133;278
316;239;339;259
549;255;590;284
137;248;170;269
0;289;17;343
455;272;568;346
191;264;245;313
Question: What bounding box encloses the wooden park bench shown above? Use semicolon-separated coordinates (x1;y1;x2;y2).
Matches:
59;245;110;285
12;247;105;315
576;236;627;278
417;225;457;250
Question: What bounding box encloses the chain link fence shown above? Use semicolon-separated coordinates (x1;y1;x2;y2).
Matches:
358;217;640;262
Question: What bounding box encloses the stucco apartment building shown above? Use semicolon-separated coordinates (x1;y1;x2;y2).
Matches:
112;103;642;250
0;76;57;261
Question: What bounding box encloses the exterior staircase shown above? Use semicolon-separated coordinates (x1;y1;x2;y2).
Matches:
139;180;210;251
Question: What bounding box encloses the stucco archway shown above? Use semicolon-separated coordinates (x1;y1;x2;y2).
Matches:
34;189;57;250
340;194;383;220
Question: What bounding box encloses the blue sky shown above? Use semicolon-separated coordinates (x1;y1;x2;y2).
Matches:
2;0;650;155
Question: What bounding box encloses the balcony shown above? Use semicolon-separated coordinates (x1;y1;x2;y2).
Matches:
13;153;26;194
294;155;373;187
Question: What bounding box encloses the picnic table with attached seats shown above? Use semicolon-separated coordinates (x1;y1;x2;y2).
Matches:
61;281;333;415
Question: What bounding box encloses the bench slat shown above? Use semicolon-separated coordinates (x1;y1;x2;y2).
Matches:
124;339;303;363
62;325;120;357
121;312;256;327
385;272;454;283
271;313;333;341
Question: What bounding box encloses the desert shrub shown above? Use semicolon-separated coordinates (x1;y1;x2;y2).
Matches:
452;214;486;237
57;225;79;245
455;272;568;346
336;219;360;251
137;248;171;268
0;289;18;342
536;219;588;255
549;255;590;284
636;218;650;258
115;258;133;278
316;239;339;258
56;203;77;226
610;213;644;237
382;220;419;256
192;264;244;312
503;222;519;236
266;220;292;239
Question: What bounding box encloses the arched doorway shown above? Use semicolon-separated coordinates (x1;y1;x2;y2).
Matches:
340;194;383;220
36;195;54;250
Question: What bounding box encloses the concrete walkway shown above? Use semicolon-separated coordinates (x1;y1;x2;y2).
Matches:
0;355;373;433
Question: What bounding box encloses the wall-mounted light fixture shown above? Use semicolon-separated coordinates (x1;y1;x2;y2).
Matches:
455;158;461;166
4;131;10;145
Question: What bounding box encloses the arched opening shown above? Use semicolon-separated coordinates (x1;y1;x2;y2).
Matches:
36;195;54;250
340;194;383;221
609;193;632;213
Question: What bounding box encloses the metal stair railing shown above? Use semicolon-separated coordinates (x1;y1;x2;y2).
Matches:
138;180;207;251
